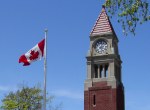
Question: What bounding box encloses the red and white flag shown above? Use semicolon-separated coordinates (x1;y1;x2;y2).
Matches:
19;39;45;66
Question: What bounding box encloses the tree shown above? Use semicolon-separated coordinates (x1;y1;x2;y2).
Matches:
0;85;61;110
104;0;150;35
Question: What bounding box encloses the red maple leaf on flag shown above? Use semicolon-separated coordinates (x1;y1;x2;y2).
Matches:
29;50;39;60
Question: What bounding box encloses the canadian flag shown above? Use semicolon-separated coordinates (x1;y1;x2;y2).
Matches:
19;39;45;66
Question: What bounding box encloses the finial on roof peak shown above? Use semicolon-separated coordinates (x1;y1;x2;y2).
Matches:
102;4;105;9
101;5;106;12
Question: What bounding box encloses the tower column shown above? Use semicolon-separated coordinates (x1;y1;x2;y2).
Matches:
87;62;92;79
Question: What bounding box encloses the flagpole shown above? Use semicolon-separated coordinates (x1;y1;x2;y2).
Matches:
44;29;48;110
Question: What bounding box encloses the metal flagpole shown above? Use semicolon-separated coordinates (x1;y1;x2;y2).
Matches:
44;29;48;110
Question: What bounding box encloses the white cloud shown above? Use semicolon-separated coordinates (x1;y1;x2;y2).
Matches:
126;90;150;110
0;85;17;92
50;90;83;101
0;86;9;91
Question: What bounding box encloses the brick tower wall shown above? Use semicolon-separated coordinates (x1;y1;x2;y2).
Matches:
84;82;124;110
117;84;125;110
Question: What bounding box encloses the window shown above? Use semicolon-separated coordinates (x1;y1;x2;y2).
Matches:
93;94;96;106
105;65;108;77
94;65;98;78
93;64;109;78
100;65;103;78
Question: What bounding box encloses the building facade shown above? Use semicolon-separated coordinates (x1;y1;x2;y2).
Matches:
84;7;125;110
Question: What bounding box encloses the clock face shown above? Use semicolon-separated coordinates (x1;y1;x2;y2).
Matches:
95;40;108;54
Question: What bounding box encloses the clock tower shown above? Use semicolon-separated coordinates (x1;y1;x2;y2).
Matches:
84;7;125;110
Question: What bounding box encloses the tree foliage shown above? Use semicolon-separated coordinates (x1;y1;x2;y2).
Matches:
104;0;150;35
0;86;61;110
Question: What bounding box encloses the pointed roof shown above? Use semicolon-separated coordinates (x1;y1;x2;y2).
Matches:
90;7;115;36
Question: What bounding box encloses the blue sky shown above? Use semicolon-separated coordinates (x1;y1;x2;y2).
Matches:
0;0;150;110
